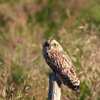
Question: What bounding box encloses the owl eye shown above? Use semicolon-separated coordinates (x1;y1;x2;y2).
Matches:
53;43;57;47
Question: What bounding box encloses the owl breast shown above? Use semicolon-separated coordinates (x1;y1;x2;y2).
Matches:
44;49;68;74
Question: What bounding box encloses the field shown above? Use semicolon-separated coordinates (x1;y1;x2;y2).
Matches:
0;0;100;100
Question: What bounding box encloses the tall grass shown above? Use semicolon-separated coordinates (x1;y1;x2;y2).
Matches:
0;0;99;100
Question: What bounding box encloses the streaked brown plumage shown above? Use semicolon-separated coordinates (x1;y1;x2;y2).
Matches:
43;39;80;92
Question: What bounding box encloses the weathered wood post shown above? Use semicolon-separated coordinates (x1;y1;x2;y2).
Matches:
48;73;61;100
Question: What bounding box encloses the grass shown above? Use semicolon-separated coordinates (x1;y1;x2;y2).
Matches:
11;63;26;85
79;81;91;100
0;0;99;100
74;1;100;29
35;0;68;39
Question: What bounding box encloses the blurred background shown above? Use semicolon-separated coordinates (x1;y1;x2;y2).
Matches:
0;0;100;100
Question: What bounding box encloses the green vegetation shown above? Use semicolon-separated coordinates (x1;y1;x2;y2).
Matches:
75;2;100;28
35;0;68;39
0;0;99;99
11;63;26;85
80;81;91;100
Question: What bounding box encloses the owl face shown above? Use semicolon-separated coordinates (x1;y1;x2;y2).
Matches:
43;39;63;52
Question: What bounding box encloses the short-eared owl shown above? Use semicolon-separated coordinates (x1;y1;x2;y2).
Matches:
43;39;80;92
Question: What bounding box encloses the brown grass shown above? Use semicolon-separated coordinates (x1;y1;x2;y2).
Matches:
0;0;100;100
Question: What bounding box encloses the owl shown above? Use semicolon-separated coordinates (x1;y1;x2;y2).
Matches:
43;39;80;92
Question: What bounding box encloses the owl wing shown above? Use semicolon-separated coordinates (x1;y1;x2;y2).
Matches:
47;50;80;91
48;50;76;77
59;52;80;91
60;52;77;78
43;41;80;91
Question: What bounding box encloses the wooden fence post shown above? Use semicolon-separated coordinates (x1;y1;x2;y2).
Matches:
48;73;61;100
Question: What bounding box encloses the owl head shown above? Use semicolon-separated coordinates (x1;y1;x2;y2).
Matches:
43;39;63;52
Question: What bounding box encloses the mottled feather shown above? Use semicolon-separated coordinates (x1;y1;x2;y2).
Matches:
43;39;80;91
